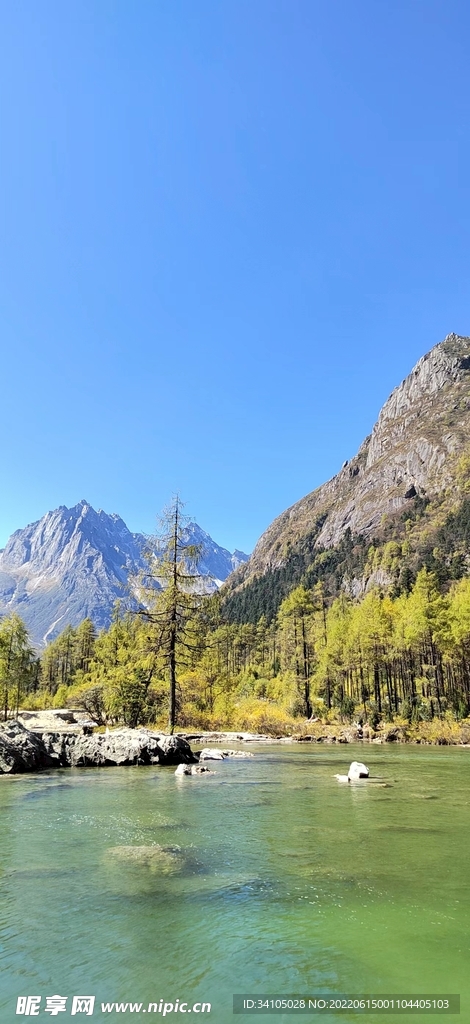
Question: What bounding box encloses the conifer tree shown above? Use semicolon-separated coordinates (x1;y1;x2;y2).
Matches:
134;496;206;732
0;614;35;719
278;586;314;717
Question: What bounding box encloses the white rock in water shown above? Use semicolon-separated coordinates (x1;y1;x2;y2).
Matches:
348;761;369;780
222;749;254;758
175;762;215;776
198;748;225;760
198;747;254;760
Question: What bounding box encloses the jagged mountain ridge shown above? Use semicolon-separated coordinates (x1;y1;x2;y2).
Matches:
0;501;248;647
179;522;248;582
224;333;470;617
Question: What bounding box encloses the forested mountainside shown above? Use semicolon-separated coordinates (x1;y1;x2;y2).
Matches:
223;333;470;623
0;501;248;647
4;333;470;741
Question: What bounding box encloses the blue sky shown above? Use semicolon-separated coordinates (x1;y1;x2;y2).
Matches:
1;0;469;554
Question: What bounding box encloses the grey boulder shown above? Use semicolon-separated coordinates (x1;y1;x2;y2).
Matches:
65;729;196;768
0;721;57;774
0;723;197;773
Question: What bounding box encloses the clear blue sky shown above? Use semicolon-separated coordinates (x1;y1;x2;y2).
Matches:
1;0;469;554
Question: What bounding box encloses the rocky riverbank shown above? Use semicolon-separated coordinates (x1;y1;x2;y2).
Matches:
0;710;264;775
0;720;198;774
178;722;470;746
2;712;469;775
175;726;388;744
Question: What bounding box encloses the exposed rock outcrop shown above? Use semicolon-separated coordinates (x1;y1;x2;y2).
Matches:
0;721;197;774
0;721;57;774
17;709;94;735
225;333;470;599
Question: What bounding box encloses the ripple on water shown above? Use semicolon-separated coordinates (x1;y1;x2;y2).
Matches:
1;744;470;1021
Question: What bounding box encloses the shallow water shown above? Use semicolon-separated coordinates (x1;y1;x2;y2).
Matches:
0;743;468;1022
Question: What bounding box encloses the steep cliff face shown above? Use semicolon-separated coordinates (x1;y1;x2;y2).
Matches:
226;334;470;602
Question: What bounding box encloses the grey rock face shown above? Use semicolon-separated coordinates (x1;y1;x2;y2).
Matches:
0;502;248;648
0;723;197;774
0;501;147;648
63;729;197;769
17;710;88;734
227;333;470;588
156;734;197;764
0;721;57;773
179;523;248;584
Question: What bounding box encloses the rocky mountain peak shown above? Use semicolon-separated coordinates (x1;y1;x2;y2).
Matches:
0;504;248;647
368;333;469;451
364;333;470;475
225;332;470;605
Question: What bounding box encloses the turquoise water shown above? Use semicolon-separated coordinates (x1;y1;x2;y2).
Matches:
0;743;469;1023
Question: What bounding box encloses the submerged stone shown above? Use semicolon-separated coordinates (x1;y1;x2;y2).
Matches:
175;763;215;776
105;844;183;874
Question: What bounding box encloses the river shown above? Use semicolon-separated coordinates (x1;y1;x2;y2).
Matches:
0;743;468;1022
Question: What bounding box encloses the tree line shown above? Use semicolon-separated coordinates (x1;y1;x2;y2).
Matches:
2;498;470;734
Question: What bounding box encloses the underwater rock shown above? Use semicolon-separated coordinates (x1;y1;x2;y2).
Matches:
106;844;183;874
175;763;216;776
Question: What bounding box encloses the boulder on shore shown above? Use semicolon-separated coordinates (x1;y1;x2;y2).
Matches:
0;722;197;774
52;729;197;768
0;721;58;774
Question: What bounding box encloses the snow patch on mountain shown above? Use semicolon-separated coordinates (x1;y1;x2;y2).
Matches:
0;502;248;648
